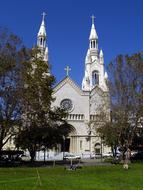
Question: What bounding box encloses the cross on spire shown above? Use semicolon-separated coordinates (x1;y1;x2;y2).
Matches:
42;12;47;21
64;66;71;76
91;15;95;25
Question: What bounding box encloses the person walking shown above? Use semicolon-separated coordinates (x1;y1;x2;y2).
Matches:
123;148;131;169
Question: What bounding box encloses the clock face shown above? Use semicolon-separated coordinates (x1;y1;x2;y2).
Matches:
60;99;73;112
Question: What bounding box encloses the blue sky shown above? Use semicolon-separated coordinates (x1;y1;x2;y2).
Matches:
0;0;143;86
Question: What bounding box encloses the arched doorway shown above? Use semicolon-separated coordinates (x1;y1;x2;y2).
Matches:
61;124;77;152
94;143;101;154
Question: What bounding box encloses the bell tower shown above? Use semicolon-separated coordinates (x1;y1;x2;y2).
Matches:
82;15;108;91
37;12;49;63
89;15;98;59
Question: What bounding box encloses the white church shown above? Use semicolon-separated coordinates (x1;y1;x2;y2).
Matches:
5;13;110;158
37;13;110;156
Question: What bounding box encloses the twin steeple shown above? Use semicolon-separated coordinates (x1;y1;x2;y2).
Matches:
82;15;107;92
36;13;107;90
37;12;48;63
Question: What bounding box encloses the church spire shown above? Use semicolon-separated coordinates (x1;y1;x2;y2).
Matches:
37;12;47;50
99;49;104;64
37;12;49;63
89;15;98;40
82;15;107;92
89;15;98;54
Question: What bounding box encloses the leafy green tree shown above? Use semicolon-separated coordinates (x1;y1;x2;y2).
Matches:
131;127;143;151
15;116;71;162
96;53;143;158
15;48;71;161
97;121;119;157
0;28;27;154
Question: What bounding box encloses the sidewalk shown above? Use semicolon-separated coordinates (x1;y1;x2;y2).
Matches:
80;158;111;166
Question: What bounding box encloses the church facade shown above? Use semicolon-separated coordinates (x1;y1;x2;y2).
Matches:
36;14;110;155
51;16;110;155
5;14;110;156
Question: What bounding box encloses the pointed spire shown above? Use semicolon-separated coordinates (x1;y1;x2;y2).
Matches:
38;12;47;37
89;15;98;40
85;49;91;63
37;12;49;64
35;13;50;75
99;49;103;57
99;49;104;64
82;16;107;91
43;47;48;62
104;71;108;79
37;12;47;49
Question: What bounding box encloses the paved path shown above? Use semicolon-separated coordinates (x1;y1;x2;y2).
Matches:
80;158;111;166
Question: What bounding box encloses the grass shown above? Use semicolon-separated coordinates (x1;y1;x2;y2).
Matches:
0;163;143;190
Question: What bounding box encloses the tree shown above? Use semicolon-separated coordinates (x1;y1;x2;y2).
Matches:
131;127;143;151
0;28;28;154
15;48;71;161
0;28;71;161
97;120;119;157
96;53;143;158
15;114;71;162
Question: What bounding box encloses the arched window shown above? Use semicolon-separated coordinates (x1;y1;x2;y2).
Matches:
92;70;99;85
90;40;96;48
40;38;43;45
94;143;101;154
93;41;95;48
96;40;98;49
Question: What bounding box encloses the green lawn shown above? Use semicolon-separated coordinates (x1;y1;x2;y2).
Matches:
0;164;143;190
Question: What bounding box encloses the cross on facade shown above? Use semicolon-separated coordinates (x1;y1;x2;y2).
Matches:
42;12;47;20
64;66;71;76
91;15;95;24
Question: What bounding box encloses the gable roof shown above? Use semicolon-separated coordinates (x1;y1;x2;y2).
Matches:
53;76;88;96
90;85;109;97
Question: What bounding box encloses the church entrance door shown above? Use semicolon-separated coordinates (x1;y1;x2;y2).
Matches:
61;138;70;152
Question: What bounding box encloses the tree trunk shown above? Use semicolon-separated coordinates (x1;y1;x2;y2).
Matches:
0;128;5;152
29;149;36;162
